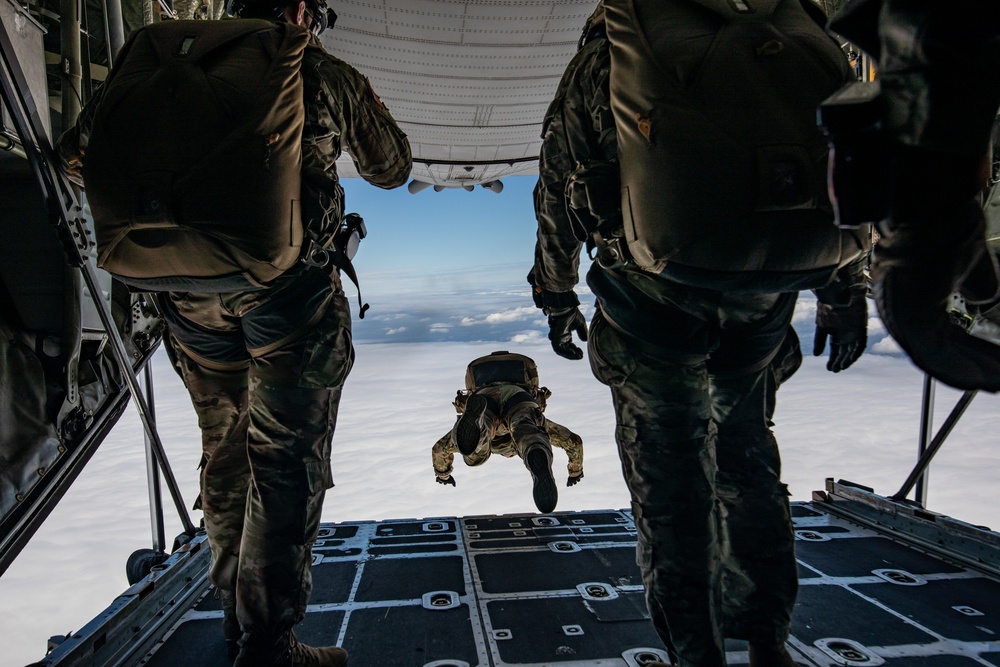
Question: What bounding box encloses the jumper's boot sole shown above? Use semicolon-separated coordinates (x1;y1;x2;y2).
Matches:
455;393;488;456
526;448;557;514
873;148;1000;393
874;202;1000;393
233;630;348;667
875;263;1000;392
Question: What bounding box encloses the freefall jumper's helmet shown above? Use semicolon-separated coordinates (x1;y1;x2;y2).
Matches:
230;0;337;35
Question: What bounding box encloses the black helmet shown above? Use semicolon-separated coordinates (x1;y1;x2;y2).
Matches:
229;0;337;35
303;0;337;35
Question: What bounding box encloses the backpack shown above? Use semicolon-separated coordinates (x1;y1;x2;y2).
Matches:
604;0;871;292
81;19;310;292
464;351;540;394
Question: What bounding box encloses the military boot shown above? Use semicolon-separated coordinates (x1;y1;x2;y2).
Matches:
748;642;798;667
233;630;348;667
219;589;241;660
455;393;488;456
525;446;557;514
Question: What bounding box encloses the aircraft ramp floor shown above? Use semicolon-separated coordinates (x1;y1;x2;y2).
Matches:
36;482;1000;667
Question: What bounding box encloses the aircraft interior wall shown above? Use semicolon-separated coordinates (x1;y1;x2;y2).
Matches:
0;0;166;570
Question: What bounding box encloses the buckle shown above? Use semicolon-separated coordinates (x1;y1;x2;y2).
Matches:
301;241;331;269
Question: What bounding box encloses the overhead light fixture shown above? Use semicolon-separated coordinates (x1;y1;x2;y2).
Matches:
463;185;474;192
433;185;445;192
481;180;504;194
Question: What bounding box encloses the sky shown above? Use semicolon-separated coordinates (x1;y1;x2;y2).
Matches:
345;177;542;298
1;175;999;666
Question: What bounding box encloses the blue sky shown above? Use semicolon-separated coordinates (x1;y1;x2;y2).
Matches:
343;175;545;293
342;174;582;343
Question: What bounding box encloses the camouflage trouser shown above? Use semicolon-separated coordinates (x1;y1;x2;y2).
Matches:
159;267;354;638
461;384;552;470
588;296;797;667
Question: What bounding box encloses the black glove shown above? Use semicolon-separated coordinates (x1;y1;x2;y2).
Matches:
567;472;584;487
528;270;546;309
813;297;867;372
436;475;456;487
548;307;588;360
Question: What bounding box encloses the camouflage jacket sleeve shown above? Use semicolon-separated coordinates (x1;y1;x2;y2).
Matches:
305;40;412;191
545;419;584;477
532;36;615;294
814;251;869;307
432;431;457;479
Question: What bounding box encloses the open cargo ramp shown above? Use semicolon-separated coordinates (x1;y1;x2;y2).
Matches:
30;485;1000;667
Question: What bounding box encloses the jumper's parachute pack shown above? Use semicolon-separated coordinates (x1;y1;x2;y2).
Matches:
453;351;550;414
81;19;310;292
602;0;871;292
465;351;541;394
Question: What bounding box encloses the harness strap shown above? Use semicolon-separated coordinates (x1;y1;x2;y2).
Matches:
302;239;369;319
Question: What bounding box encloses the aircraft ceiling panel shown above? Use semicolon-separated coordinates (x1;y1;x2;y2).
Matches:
328;33;575;95
322;0;597;190
406;125;543;146
382;101;548;130
376;77;561;108
407;139;536;162
340;1;588;46
396;138;541;162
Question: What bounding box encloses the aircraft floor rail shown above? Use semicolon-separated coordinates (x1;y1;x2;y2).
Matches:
820;479;1000;581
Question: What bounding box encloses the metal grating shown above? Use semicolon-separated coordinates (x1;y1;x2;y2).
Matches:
35;504;1000;666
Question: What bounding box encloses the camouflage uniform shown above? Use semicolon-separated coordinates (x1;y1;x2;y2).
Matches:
531;16;614;295
173;0;227;20
58;29;411;641
432;385;584;481
585;292;799;667
531;10;829;666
